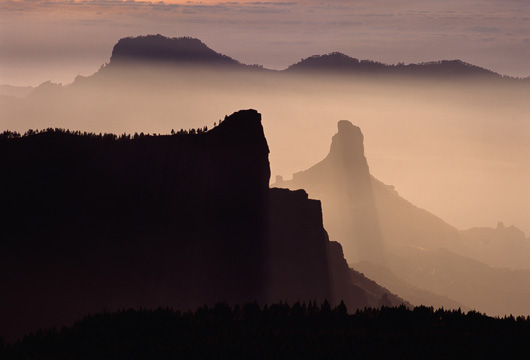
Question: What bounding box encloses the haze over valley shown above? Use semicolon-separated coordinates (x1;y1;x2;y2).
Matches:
3;0;530;355
2;31;530;352
2;35;529;236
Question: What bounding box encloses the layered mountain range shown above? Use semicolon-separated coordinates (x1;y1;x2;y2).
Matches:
1;34;525;101
1;34;528;335
101;35;513;79
0;110;405;340
273;121;530;316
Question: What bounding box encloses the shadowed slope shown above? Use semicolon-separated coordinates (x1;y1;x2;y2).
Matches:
0;109;270;338
276;121;458;264
274;121;530;315
0;110;406;340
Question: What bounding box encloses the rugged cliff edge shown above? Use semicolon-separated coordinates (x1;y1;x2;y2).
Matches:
0;110;402;340
274;120;530;316
275;120;461;264
1;109;269;338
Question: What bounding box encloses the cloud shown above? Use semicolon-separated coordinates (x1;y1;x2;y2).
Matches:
465;26;500;34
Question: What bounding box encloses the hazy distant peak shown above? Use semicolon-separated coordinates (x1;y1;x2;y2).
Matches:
0;84;35;98
287;52;365;71
403;59;499;77
329;120;367;166
287;51;502;78
307;52;359;63
337;120;361;136
95;34;512;78
108;34;242;67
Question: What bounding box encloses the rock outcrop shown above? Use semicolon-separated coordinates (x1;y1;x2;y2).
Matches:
0;110;404;340
275;120;460;264
268;187;406;311
274;120;530;316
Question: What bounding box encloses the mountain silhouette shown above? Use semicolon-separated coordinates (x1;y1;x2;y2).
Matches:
108;35;244;68
286;52;502;78
103;34;271;74
103;35;505;78
2;34;526;133
273;120;530;315
0;84;34;98
274;120;461;263
0;109;405;340
459;222;530;268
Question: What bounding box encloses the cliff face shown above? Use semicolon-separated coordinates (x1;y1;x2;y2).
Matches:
281;121;386;264
273;120;530;316
1;109;394;340
268;189;332;303
1;110;271;339
276;120;460;264
268;188;407;310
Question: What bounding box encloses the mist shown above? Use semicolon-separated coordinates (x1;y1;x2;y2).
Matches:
2;64;529;236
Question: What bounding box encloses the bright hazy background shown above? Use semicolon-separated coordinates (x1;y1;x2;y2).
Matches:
1;1;529;235
1;0;530;86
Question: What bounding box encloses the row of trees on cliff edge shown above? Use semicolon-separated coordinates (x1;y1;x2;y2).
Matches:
0;124;218;141
2;109;381;342
2;302;530;359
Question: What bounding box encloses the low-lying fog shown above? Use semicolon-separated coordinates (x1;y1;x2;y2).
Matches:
2;65;529;236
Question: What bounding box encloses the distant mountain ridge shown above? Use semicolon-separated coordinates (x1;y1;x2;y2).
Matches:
286;52;502;78
102;34;513;79
107;34;259;70
0;84;34;98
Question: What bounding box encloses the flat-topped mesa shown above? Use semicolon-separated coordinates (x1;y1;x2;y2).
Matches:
108;34;242;67
3;109;402;340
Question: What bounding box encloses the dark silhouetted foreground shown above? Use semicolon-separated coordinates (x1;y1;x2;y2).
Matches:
2;303;529;359
0;110;404;340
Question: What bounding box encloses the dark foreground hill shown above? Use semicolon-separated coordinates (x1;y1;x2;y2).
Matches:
0;110;404;340
2;303;529;359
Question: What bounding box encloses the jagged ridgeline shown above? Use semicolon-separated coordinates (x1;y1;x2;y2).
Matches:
0;110;401;340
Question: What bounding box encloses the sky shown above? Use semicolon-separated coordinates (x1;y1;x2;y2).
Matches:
1;0;530;86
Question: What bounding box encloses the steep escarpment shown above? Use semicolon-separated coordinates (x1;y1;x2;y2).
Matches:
0;109;270;338
0;110;402;340
268;189;332;303
268;188;407;311
274;120;530;316
275;121;460;264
